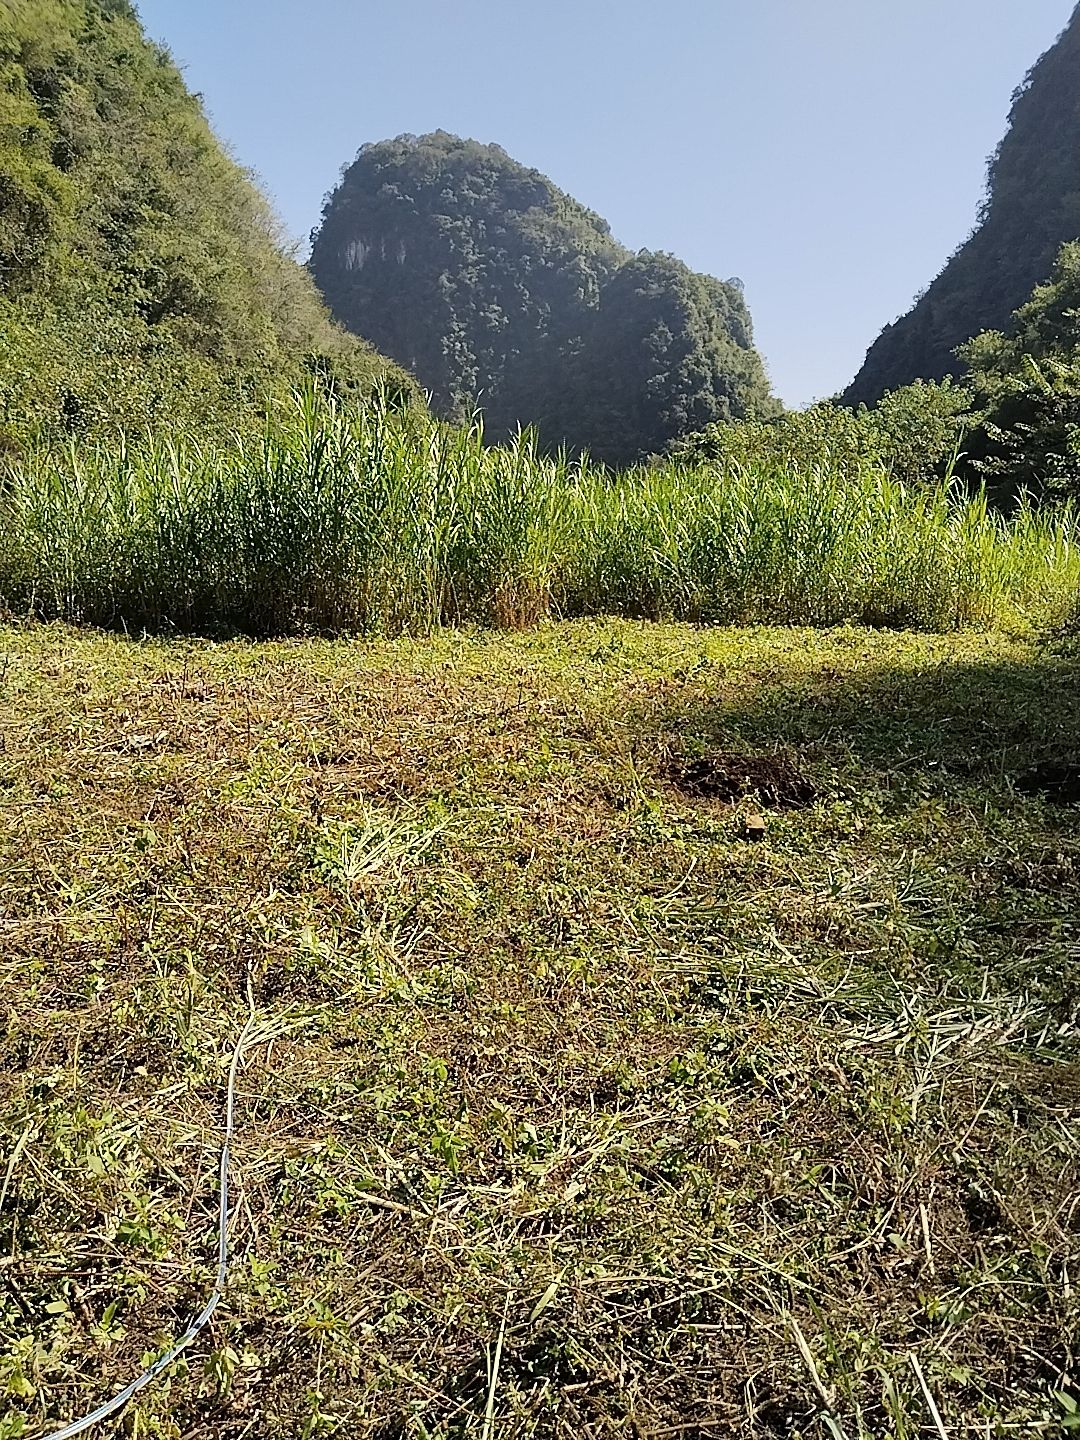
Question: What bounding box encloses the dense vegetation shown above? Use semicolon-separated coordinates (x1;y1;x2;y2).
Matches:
846;1;1080;406
0;0;418;445
668;236;1080;511
767;244;1080;506
1;391;1076;636
960;240;1080;497
674;379;974;488
310;133;775;464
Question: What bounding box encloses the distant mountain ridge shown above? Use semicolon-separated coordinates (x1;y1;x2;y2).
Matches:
310;132;776;463
845;3;1080;407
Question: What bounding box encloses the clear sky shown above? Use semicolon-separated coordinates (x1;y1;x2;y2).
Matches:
136;0;1076;408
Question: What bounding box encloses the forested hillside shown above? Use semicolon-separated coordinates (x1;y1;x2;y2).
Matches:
846;2;1080;406
0;0;417;443
310;133;775;463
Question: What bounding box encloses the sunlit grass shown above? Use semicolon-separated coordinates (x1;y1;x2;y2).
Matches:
2;618;1078;1436
1;388;1077;635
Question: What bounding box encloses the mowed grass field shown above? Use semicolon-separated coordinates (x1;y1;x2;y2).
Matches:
1;617;1078;1438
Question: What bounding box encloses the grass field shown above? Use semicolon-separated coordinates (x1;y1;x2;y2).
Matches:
1;617;1078;1438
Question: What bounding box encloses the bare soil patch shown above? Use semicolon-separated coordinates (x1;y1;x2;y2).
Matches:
671;751;818;809
1016;761;1080;805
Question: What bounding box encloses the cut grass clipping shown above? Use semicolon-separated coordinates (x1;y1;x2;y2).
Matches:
1;617;1078;1437
1;389;1078;636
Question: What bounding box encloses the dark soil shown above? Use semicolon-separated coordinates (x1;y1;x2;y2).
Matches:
1015;763;1080;806
671;752;817;810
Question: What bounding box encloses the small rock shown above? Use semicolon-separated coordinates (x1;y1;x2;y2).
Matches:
744;813;767;842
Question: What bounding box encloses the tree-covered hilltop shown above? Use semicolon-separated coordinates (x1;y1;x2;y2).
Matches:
310;132;776;464
0;0;418;443
845;3;1080;408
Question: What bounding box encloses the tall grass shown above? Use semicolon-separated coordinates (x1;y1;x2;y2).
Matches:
1;390;1077;635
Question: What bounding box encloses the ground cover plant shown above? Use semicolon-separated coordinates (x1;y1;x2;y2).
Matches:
1;393;1078;638
0;616;1078;1437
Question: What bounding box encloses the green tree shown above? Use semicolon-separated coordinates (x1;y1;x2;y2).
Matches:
672;380;970;487
959;243;1080;498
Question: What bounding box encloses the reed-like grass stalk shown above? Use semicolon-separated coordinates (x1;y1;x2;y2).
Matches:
1;390;1077;636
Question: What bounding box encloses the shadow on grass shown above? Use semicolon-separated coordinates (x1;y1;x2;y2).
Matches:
645;642;1080;798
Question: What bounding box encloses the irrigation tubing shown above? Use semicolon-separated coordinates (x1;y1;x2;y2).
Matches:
40;999;259;1440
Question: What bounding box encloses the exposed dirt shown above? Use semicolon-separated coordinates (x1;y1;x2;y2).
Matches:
1015;762;1080;806
671;751;818;810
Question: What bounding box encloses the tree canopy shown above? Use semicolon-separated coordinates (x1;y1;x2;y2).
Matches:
310;132;775;464
959;240;1080;498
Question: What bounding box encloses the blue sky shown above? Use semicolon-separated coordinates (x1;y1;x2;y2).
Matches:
137;0;1076;408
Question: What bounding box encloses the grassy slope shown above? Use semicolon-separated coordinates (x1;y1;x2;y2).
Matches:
1;619;1078;1437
